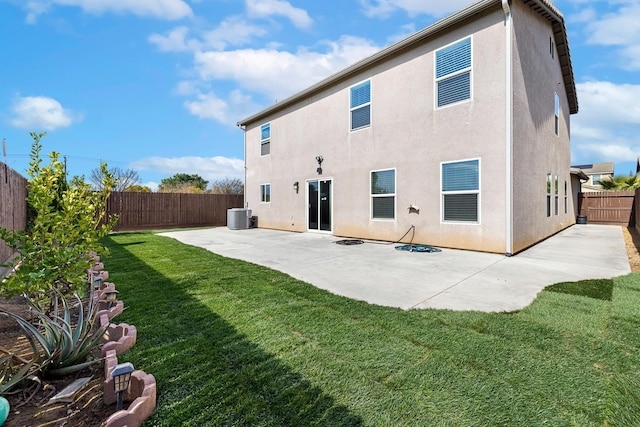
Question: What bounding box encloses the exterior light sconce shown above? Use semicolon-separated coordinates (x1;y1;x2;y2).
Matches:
293;182;299;193
104;289;119;309
111;362;134;411
315;155;324;175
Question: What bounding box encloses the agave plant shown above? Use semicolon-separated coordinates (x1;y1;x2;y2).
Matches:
0;352;42;395
0;291;106;378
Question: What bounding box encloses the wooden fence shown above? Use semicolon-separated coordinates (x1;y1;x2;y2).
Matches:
579;191;636;226
636;188;640;234
0;162;28;266
106;192;244;231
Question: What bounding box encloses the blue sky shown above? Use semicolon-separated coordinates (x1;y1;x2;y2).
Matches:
0;0;638;190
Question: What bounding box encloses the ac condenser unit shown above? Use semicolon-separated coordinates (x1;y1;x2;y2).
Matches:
227;208;251;230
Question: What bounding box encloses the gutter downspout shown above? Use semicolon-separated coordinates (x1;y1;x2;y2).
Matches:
502;0;513;256
237;123;248;209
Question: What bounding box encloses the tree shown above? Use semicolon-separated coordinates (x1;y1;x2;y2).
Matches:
211;178;244;194
124;184;152;192
158;173;208;193
596;174;640;191
91;166;140;192
0;132;118;305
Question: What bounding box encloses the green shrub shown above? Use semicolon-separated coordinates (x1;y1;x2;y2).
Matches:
0;132;118;306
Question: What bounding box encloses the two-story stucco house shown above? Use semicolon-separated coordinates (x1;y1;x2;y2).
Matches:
237;0;579;255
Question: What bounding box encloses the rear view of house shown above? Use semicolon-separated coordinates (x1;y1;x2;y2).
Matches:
237;0;579;255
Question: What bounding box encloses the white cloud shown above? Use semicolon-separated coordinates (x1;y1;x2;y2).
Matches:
24;0;192;22
8;95;80;131
246;0;312;29
571;81;640;164
202;16;268;50
582;2;640;70
148;26;199;52
131;155;245;182
183;89;260;125
360;0;473;18
150;18;267;53
193;36;381;102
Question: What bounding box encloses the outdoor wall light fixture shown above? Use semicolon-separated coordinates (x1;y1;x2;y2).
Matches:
315;155;324;175
104;289;119;309
111;362;134;411
293;182;299;193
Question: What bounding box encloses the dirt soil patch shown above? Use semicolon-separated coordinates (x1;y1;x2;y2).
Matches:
0;297;115;427
1;225;639;426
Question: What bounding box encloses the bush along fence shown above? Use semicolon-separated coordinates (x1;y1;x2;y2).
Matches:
89;254;157;427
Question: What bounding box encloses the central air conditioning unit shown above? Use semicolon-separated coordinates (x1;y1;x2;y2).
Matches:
227;208;252;230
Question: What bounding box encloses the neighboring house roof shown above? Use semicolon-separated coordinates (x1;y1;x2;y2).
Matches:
237;0;578;127
570;167;588;181
570;162;614;175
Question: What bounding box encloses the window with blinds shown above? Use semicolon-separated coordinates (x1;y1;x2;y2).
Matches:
371;169;395;220
260;123;270;156
350;80;371;130
435;37;472;108
441;159;479;222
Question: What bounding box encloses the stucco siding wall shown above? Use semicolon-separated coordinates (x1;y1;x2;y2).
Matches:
245;7;510;253
511;2;574;253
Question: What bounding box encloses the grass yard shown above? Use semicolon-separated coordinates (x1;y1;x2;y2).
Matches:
103;232;640;426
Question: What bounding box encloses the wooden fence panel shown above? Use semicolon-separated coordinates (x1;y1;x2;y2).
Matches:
636;188;640;234
107;192;244;231
579;191;636;226
0;162;28;267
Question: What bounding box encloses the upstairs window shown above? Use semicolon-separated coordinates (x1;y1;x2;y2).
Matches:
350;80;371;130
371;169;395;220
441;159;479;223
554;93;559;136
260;123;270;155
436;37;472;108
550;37;555;59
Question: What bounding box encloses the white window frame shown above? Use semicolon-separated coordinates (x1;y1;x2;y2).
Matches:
440;158;480;224
350;79;371;131
554;93;559;136
564;179;568;214
546;173;552;218
370;168;396;221
260;122;271;156
554;174;559;216
260;183;271;203
435;36;473;109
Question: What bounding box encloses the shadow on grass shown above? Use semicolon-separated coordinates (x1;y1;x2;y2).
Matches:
546;278;614;301
102;236;363;427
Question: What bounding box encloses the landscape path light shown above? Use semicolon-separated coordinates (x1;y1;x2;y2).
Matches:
104;289;119;309
111;362;134;411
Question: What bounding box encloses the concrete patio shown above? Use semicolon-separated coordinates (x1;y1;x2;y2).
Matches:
159;224;631;312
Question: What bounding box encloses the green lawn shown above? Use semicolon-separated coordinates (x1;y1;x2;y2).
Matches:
103;232;640;426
